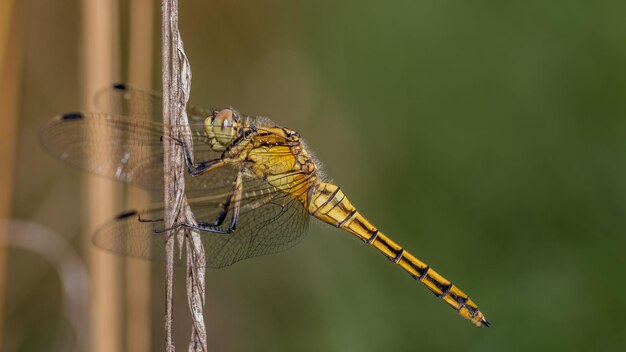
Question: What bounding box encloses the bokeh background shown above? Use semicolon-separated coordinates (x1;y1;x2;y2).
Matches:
2;0;626;351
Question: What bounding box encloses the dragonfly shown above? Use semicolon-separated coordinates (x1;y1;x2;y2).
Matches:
41;83;489;327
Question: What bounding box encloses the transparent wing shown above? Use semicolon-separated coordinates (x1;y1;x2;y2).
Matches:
40;112;239;193
44;83;315;266
42;83;301;193
94;82;211;122
93;173;312;268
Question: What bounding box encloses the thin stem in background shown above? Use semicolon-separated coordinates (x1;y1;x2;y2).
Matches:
83;1;122;351
0;0;25;343
126;0;154;351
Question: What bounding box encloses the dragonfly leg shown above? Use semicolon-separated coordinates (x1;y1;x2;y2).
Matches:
138;168;244;235
169;136;226;176
195;169;243;231
152;169;244;235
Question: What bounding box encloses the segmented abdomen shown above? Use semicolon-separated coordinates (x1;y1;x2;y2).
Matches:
307;182;489;327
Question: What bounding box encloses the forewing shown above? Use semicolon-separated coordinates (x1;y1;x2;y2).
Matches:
41;112;166;190
43;84;297;194
94;83;210;122
40;112;236;193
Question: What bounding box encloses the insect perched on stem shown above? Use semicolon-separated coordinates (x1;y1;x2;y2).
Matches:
41;83;489;327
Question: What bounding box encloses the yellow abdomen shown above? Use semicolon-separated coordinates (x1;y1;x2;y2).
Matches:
307;182;489;327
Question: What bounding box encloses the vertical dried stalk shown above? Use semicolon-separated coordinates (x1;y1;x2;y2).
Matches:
126;0;154;351
161;1;207;351
82;1;122;352
0;0;25;342
161;2;175;350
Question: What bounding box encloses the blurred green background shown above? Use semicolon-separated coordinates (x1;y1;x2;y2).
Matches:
4;0;626;351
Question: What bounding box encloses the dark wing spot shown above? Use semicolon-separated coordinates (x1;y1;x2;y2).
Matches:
62;112;84;120
116;210;138;219
112;82;127;90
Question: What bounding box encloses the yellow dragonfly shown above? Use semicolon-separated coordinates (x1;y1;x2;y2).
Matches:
41;83;489;327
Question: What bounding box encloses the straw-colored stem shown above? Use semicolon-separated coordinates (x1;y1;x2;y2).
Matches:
126;0;155;351
0;0;25;343
82;1;122;351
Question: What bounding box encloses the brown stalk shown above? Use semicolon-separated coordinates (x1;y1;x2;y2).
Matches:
161;1;207;351
82;1;122;351
0;0;25;343
126;0;155;351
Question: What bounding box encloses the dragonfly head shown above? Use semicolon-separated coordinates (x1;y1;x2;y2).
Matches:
205;108;241;151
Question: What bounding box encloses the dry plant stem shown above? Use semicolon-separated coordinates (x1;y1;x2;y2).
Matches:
0;0;25;342
185;205;207;352
175;33;208;351
162;1;207;351
161;1;175;350
127;0;154;351
83;1;121;351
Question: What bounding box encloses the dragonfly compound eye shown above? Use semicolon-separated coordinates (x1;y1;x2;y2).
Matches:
205;108;239;150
